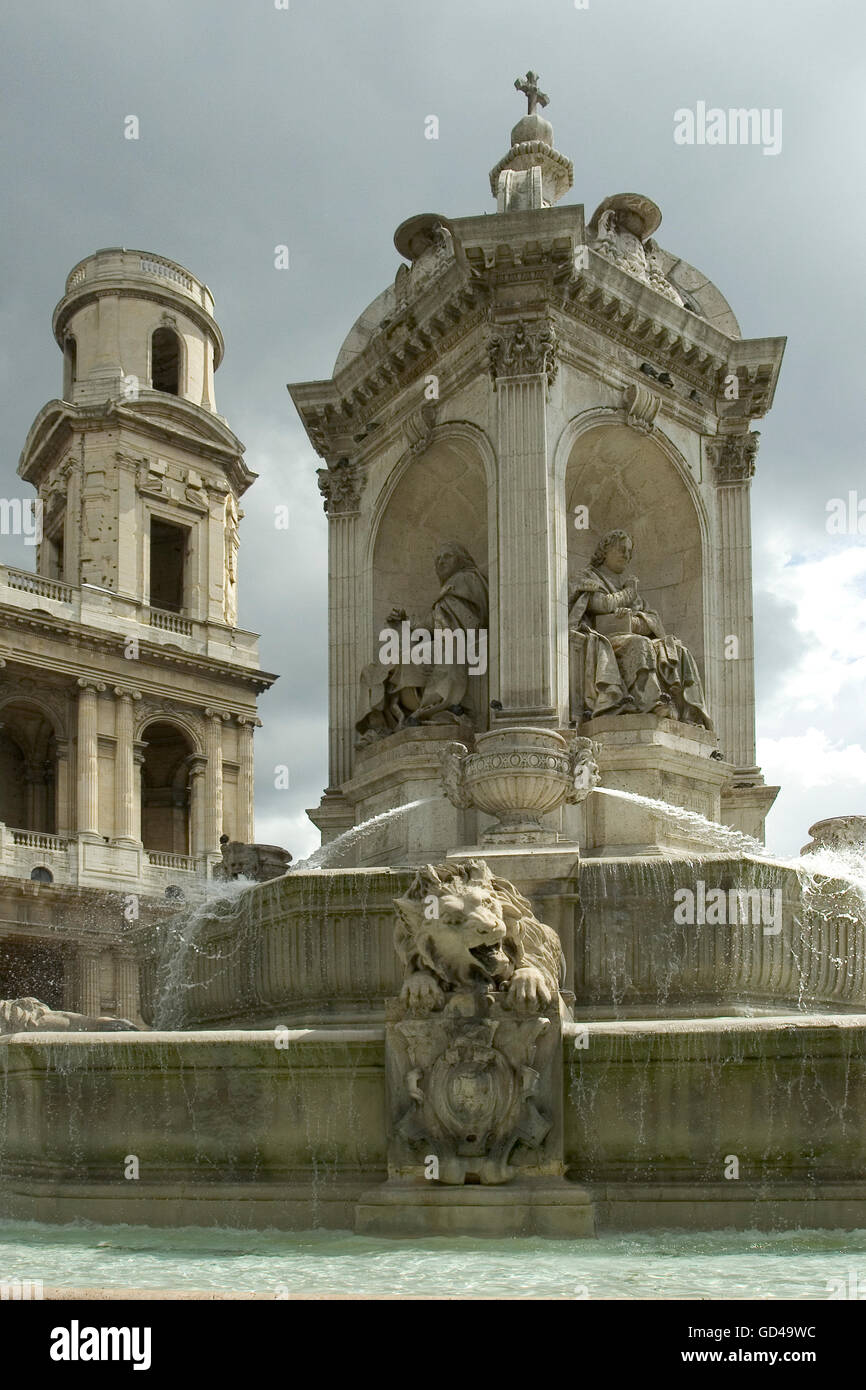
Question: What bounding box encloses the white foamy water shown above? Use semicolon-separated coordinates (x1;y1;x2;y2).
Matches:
152;877;253;1029
0;1220;863;1299
593;785;866;910
593;785;770;857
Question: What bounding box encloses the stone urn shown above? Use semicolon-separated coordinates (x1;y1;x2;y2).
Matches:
440;727;599;845
801;816;866;856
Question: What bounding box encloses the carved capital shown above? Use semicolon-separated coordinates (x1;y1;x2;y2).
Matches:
77;678;106;694
710;431;760;485
487;317;558;386
622;383;661;436
316;457;365;515
113;686;142;702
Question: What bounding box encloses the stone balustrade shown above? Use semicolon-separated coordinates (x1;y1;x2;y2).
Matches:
0;563;261;667
63;247;214;315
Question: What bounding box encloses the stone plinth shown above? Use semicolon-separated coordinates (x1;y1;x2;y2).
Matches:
580;714;730;855
355;1180;595;1238
721;781;779;843
338;724;478;866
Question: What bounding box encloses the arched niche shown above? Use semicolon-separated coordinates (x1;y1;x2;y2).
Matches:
367;430;492;725
370;433;490;633
140;720;195;854
0;699;58;833
563;420;707;673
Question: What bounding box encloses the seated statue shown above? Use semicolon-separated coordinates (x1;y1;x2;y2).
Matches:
356;542;489;744
569;528;713;730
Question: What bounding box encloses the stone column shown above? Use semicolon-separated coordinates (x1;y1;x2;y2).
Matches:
62;950;77;1010
318;459;364;790
712;433;760;771
202;710;226;853
54;738;71;837
236;716;258;843
78;949;103;1014
113;687;141;844
114;950;140;1022
188;754;208;856
491;326;557;719
24;761;41;831
76;679;105;838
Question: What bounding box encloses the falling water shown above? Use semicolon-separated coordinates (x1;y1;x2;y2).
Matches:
593;785;770;857
152;877;253;1029
592;784;866;914
290;798;433;871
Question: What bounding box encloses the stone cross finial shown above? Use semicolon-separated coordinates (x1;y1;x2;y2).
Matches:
514;71;549;115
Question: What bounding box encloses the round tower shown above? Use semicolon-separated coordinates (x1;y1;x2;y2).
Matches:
52;248;224;410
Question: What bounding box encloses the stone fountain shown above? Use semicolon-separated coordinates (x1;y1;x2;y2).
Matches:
2;77;866;1240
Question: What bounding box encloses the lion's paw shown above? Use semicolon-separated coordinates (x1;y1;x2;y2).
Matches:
505;967;551;1013
401;971;445;1012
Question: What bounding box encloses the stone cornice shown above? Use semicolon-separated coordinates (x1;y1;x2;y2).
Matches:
18;397;255;498
54;280;224;368
558;252;785;413
290;212;784;465
0;608;278;694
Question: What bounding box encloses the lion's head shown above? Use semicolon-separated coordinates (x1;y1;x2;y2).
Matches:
394;860;564;1010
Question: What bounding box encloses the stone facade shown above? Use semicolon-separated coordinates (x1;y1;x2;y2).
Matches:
0;249;276;1016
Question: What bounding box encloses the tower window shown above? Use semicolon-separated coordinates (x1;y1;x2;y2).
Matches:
151;327;180;394
150;517;187;613
46;526;64;580
63;337;76;400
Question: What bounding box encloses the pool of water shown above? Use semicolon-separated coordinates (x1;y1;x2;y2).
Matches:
2;1222;865;1299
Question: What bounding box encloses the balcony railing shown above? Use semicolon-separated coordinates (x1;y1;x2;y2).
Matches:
138;256;194;292
5;569;72;603
10;830;69;852
147;851;196;870
149;607;193;636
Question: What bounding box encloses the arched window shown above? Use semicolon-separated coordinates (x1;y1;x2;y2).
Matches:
151;327;180;395
0;704;57;834
63;336;76;401
30;867;53;884
141;722;193;854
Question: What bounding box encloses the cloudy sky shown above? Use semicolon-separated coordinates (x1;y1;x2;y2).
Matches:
1;0;863;858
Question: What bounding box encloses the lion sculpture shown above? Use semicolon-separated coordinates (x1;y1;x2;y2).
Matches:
393;859;565;1014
